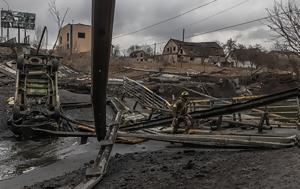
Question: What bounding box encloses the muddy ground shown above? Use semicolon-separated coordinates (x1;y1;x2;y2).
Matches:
98;147;300;189
23;146;300;189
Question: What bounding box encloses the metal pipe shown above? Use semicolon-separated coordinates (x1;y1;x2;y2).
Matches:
36;26;47;55
92;0;115;141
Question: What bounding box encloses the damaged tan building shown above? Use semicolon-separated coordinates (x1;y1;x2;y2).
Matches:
162;39;225;64
57;23;91;54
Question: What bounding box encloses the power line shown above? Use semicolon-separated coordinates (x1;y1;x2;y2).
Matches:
186;15;271;39
182;0;250;30
118;10;293;54
117;0;250;50
118;14;274;53
112;0;218;40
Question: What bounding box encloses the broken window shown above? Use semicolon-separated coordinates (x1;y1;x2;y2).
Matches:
167;48;169;53
59;36;62;45
173;47;176;52
78;32;86;39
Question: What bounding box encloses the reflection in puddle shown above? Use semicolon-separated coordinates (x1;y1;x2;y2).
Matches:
0;137;79;181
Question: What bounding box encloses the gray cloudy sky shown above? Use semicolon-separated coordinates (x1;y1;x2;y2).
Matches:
3;0;298;52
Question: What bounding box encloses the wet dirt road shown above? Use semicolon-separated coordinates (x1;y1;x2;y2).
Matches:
99;147;300;189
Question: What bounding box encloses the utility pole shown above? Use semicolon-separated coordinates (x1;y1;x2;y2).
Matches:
3;0;10;41
154;43;156;56
1;9;3;41
92;0;116;140
17;25;20;43
0;26;2;42
24;29;27;44
182;28;185;42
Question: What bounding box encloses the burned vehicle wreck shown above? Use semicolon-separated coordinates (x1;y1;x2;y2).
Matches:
7;54;62;138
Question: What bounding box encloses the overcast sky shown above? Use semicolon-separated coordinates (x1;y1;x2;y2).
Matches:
3;0;299;53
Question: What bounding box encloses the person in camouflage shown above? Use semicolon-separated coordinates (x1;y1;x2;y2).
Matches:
171;91;192;134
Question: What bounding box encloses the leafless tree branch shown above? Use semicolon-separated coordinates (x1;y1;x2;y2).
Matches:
267;0;300;55
48;0;70;51
267;0;300;79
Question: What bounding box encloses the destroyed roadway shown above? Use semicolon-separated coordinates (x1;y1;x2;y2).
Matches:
0;77;300;189
1;57;300;188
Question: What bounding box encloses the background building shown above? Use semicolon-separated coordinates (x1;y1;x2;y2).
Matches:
162;39;225;64
57;23;91;54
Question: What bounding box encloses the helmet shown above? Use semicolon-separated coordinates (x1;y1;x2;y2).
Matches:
181;91;189;97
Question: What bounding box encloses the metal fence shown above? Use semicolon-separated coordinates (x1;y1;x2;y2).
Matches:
123;77;171;112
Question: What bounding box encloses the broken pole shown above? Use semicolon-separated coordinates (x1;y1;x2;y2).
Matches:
24;29;27;43
36;26;47;55
18;25;20;43
92;0;116;141
0;8;2;40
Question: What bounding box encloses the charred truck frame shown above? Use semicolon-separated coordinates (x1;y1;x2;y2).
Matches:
8;38;61;138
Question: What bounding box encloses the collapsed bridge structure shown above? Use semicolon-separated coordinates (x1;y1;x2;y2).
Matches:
122;88;300;131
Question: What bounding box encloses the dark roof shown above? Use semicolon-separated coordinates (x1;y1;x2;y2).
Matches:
167;39;224;58
129;50;149;58
231;48;261;61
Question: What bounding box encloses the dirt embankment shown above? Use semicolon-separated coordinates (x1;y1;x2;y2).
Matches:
99;147;300;189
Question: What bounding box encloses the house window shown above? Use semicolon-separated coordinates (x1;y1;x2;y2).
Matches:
173;47;176;52
190;57;194;61
78;32;86;39
59;36;62;45
67;33;70;42
140;53;143;57
167;48;169;53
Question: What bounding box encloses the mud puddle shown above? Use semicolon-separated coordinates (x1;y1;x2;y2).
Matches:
0;136;80;181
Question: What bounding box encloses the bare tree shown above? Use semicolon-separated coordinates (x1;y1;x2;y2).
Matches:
267;0;300;54
223;38;237;59
48;0;70;51
272;40;289;51
253;44;265;52
127;45;141;56
267;0;300;79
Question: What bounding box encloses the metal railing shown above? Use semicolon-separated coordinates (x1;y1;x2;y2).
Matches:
123;77;171;112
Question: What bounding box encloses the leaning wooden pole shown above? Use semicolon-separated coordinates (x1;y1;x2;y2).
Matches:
92;0;116;140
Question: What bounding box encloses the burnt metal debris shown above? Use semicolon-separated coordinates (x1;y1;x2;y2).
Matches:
121;88;300;131
7;52;62;138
